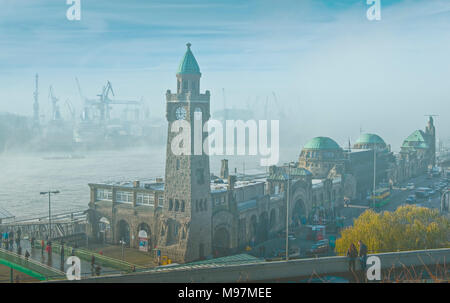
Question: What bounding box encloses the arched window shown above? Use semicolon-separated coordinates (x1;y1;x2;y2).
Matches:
169;199;173;211
181;200;185;212
175;199;180;211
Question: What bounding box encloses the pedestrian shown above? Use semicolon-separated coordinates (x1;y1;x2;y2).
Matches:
346;243;358;272
41;239;45;255
358;240;368;271
60;243;65;264
46;242;51;257
4;231;8;249
95;265;101;276
71;247;76;256
9;230;14;250
91;255;96;275
30;235;35;249
25;250;30;261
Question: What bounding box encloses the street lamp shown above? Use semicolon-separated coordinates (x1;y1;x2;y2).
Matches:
119;239;126;261
40;190;60;239
440;189;449;213
285;162;293;261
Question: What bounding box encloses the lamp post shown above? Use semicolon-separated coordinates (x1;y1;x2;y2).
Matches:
372;148;377;209
40;190;60;239
119;239;126;261
286;163;292;261
440;189;449;213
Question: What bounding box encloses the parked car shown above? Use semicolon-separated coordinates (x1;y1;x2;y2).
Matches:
406;195;416;204
406;183;415;190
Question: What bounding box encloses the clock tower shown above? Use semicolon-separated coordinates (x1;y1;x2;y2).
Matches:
158;43;212;262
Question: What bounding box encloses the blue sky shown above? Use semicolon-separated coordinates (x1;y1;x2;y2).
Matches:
0;0;450;151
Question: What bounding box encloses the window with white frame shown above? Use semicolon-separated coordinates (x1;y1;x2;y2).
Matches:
96;189;113;201
158;196;164;207
136;193;154;206
116;191;133;204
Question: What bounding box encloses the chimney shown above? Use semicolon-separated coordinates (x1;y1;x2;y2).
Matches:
133;181;140;188
227;175;236;191
220;159;229;179
156;177;164;183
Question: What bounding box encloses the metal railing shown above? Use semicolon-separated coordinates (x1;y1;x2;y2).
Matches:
0;247;65;281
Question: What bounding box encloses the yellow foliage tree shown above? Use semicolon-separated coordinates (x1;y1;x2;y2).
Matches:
335;205;450;255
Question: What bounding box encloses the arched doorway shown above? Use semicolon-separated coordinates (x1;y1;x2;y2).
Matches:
292;199;306;227
212;227;231;257
117;219;130;246
98;217;111;244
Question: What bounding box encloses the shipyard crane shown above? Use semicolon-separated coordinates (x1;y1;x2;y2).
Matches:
48;85;61;121
98;81;141;120
75;78;141;121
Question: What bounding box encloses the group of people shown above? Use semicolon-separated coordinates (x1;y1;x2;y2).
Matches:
1;228;32;260
346;240;368;272
1;228;21;250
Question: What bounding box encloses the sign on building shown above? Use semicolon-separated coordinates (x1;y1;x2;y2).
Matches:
138;230;149;252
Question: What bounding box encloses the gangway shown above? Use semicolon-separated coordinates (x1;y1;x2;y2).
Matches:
0;247;66;281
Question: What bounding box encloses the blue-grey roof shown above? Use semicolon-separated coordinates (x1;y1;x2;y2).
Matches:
237;199;257;212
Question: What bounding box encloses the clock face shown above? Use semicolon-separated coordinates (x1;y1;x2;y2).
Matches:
175;106;187;120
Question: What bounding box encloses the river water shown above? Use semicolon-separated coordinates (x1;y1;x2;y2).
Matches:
0;147;298;219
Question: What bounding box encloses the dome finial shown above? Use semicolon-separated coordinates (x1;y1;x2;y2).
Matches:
186;42;192;50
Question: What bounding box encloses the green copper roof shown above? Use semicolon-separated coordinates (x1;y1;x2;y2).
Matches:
355;133;386;145
303;137;341;150
401;130;430;149
269;167;312;181
177;43;201;74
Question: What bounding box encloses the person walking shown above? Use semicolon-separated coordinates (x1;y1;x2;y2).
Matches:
358;240;368;271
9;230;14;250
4;231;9;249
41;239;45;256
91;255;96;276
30;235;35;249
60;243;65;265
346;243;358;272
25;250;30;261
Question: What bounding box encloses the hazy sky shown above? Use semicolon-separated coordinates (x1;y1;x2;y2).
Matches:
0;0;449;152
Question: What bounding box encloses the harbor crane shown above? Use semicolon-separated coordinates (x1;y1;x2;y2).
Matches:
48;85;61;121
75;78;141;121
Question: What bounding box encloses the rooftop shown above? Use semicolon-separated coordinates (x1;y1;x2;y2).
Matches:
355;133;386;146
177;43;201;75
303;137;341;150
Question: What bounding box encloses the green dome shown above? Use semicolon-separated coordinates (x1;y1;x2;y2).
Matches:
355;133;386;145
303;137;341;150
177;43;201;74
